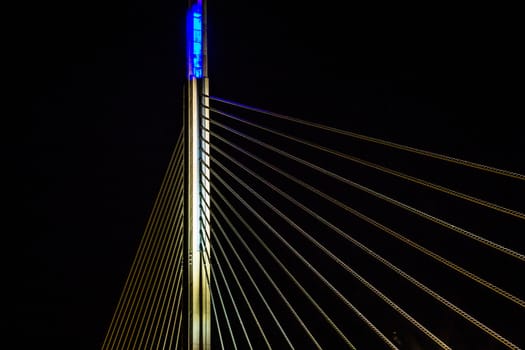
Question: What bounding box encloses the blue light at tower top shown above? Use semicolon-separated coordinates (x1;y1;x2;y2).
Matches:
187;3;203;78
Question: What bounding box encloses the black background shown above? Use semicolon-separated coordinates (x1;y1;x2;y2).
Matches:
11;0;524;348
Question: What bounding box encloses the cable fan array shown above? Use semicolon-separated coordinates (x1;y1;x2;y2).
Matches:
102;133;185;350
204;96;524;350
102;95;524;349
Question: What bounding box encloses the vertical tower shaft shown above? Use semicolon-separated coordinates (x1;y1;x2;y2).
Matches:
185;0;210;349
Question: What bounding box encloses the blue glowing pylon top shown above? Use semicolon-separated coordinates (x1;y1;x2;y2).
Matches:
187;3;203;78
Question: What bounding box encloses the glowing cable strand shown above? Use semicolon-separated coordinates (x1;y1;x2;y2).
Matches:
211;158;522;350
213;161;452;349
198;214;272;349
208;241;254;350
103;132;183;349
113;144;184;349
201;248;226;350
210;172;400;350
198;199;298;350
167;260;185;350
195;236;239;350
199;160;213;348
135;181;185;349
146;202;185;349
200;181;315;350
205;123;525;262
105;135;183;349
153;212;183;349
201;230;258;349
200;135;211;212
210;158;445;348
205;192;357;350
154;177;184;350
155;224;184;350
170;300;183;350
200;121;212;263
125;177;183;349
207;96;525;181
203;193;325;350
114;158;184;349
201;154;382;349
153;228;183;350
200;220;232;350
209;139;525;308
198;231;226;350
208;110;525;221
197;180;240;350
192;187;238;350
156;197;182;350
146;180;183;343
171;281;184;350
162;259;183;350
159;187;183;350
122;159;184;348
200;173;211;268
171;305;183;350
146;221;183;350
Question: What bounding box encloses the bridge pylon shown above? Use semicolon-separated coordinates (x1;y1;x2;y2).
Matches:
184;0;211;349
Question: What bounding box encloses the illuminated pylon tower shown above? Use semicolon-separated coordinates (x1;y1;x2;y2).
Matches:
184;0;211;349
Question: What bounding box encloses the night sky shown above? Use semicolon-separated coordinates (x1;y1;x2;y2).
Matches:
13;0;524;349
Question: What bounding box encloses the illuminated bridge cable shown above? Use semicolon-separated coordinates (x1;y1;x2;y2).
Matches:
153;189;183;350
103;133;183;349
198;229;226;350
211;157;521;350
198;216;272;350
210;256;249;349
201;174;328;350
214;158;505;350
160;263;182;350
117;157;184;349
125;150;183;349
148;209;184;349
153;200;183;350
103;132;182;349
154;162;183;350
169;270;185;350
204;242;239;350
202;249;226;350
194;192;238;350
152;223;183;349
136;186;184;349
121;172;182;349
209;130;524;263
210;247;254;350
205;123;525;262
156;224;184;350
211;160;446;349
173;283;183;350
200;185;297;349
211;173;400;350
142;210;183;349
196;204;213;346
174;308;183;350
208;189;357;350
208;96;525;181
210;157;523;347
113;141;183;349
168;245;184;350
209;110;525;221
200;177;325;349
209;140;525;308
201;224;258;349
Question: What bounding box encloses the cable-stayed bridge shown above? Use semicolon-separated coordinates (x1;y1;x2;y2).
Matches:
101;1;524;349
